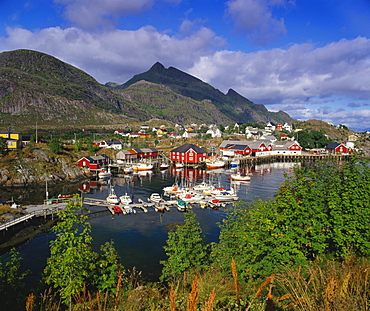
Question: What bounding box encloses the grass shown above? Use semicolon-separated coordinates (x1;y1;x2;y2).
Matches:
20;256;370;310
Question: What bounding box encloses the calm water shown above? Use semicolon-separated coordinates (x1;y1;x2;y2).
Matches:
6;162;297;284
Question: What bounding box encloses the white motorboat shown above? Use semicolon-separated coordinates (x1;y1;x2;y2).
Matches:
132;162;153;171
106;186;119;204
123;166;134;174
119;193;132;205
230;172;251;181
206;159;225;169
149;193;162;203
98;167;112;179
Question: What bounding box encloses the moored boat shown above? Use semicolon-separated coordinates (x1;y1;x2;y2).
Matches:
206;159;225;169
132;162;153;171
98;167;112;179
106;186;119;204
230;172;251;181
149;193;162;203
119;193;132;205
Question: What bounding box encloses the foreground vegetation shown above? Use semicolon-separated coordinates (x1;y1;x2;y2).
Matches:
0;156;369;310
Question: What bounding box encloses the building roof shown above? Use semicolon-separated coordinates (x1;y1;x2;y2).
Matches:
133;148;158;153
170;143;207;154
326;142;342;149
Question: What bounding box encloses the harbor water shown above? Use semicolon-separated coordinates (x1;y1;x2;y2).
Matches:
5;162;298;284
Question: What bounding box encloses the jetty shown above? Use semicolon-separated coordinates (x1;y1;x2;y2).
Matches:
0;198;78;232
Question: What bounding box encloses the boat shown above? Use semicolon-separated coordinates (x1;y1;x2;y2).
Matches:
149;193;162;203
132;162;153;171
98;167;112;179
213;190;239;202
178;191;204;203
230;172;251;181
106;186;120;204
163;184;182;196
119;193;132;205
154;201;166;213
175;163;184;169
57;194;74;199
123;165;134;174
176;199;188;212
123;205;136;214
206;159;225;169
160;163;170;170
230;160;240;168
113;205;124;214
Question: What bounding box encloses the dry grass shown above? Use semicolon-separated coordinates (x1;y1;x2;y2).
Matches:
274;257;370;310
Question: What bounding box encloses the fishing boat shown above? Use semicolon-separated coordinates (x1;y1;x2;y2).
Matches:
106;186;120;204
230;172;251;181
132;162;153;171
98;167;112;179
119;193;132;205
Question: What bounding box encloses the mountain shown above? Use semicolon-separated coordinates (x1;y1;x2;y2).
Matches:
114;62;293;124
0;49;135;128
0;49;292;131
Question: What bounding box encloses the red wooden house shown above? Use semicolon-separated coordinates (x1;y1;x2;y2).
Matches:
132;148;159;158
170;144;207;164
326;143;351;155
77;154;112;169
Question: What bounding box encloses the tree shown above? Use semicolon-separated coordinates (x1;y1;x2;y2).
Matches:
0;249;30;311
44;199;125;309
74;139;82;152
160;212;209;282
49;137;60;154
44;201;94;309
212;156;370;281
0;137;7;155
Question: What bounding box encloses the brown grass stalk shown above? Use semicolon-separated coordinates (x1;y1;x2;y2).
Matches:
254;274;275;299
231;258;240;301
25;293;34;311
187;276;199;311
202;288;216;311
170;286;177;311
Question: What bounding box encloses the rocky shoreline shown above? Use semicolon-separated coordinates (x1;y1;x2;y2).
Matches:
0;146;94;187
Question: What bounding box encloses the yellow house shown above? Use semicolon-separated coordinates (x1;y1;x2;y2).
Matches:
0;131;23;149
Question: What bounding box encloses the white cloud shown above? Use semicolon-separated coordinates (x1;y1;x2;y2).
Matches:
54;0;155;29
225;0;289;45
189;36;370;103
2;25;222;84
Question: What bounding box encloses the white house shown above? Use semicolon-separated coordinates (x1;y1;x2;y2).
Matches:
271;141;302;155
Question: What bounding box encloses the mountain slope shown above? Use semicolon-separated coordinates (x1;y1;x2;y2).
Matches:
116;62;293;124
114;80;233;124
0;49;135;128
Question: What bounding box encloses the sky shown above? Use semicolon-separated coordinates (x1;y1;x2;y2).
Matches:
1;0;370;132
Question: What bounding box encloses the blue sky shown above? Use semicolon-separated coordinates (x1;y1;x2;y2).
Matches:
1;0;370;131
